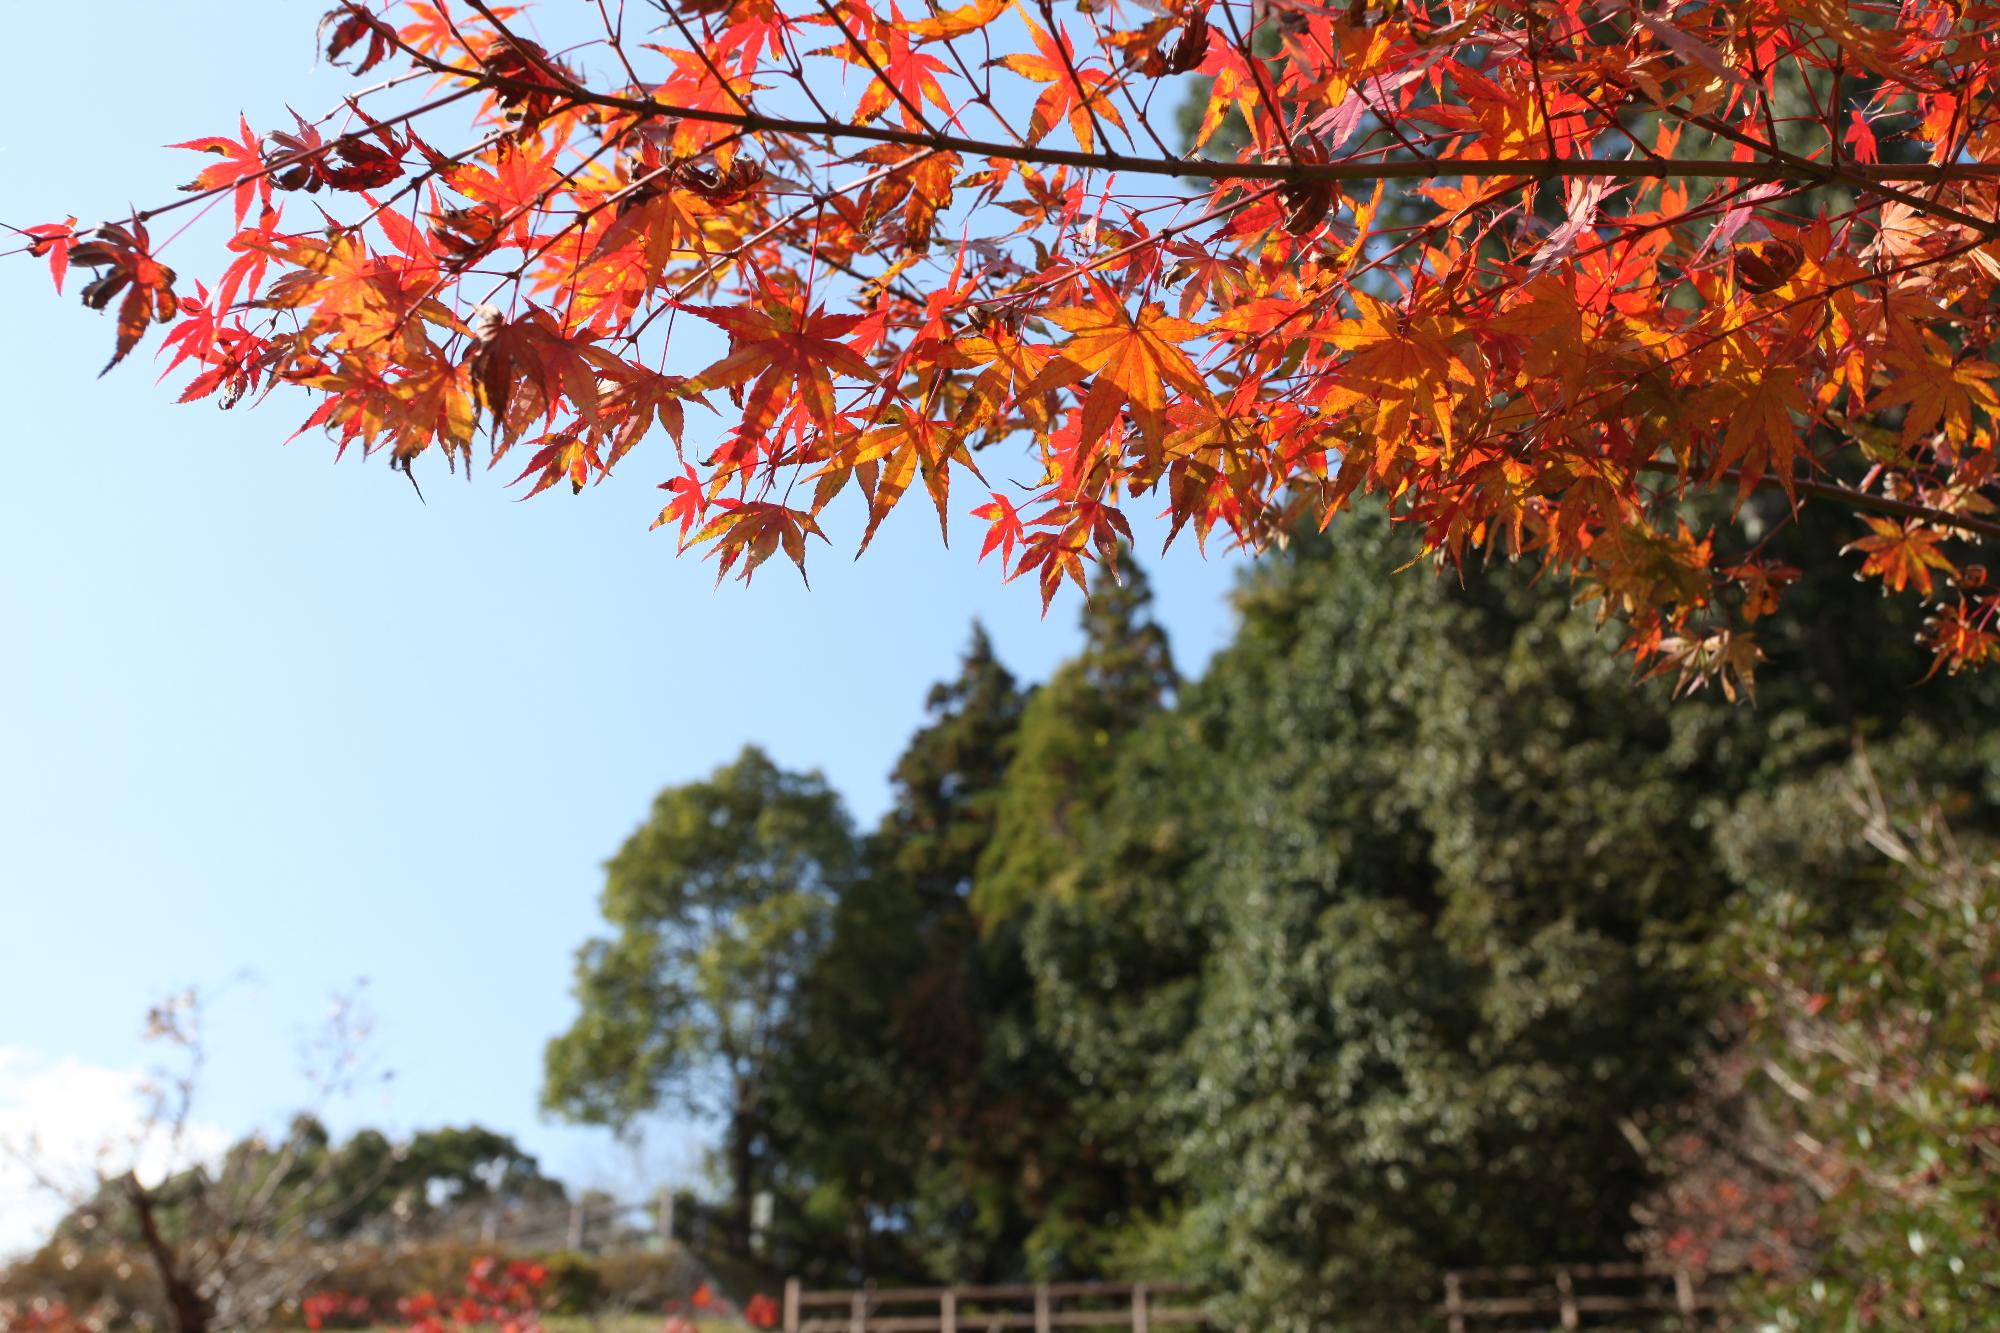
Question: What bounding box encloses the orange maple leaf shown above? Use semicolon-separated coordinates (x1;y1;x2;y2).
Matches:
691;499;827;585
996;15;1126;152
1874;331;2000;445
686;301;877;432
972;491;1027;566
1845;516;1957;595
68;221;179;375
1028;285;1209;448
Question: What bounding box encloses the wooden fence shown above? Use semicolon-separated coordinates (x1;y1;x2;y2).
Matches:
780;1280;1210;1333
784;1265;1734;1332
1443;1263;1727;1330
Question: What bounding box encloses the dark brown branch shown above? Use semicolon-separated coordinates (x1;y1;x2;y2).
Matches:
126;1173;211;1333
1638;461;2000;544
1777;476;2000;544
1657;101;2000;240
466;67;2000;209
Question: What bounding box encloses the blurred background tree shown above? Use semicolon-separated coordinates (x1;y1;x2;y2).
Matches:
542;746;857;1255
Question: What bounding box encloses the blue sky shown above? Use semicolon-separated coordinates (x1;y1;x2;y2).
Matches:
0;3;1243;1243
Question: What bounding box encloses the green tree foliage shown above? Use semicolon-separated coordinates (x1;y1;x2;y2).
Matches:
543;746;858;1249
769;626;1027;1279
382;1125;566;1227
54;1118;563;1250
1018;707;1215;1212
974;560;1177;923
1638;747;2000;1331
551;503;2000;1326
1027;514;1736;1326
1014;504;2000;1328
912;565;1177;1280
768;574;1180;1284
772;588;1178;1281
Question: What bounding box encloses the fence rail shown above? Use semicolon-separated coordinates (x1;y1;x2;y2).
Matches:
781;1280;1210;1333
1445;1262;1729;1330
786;1265;1737;1332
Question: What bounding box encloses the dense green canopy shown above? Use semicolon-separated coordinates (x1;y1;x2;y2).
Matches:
544;503;2000;1327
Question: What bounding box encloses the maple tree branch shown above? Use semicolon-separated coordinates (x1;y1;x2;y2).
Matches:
968;183;1284;311
459;66;2000;195
462;0;591;99
668;152;939;303
1217;2;1295;164
1086;6;1178;161
1524;9;1564;162
1783;480;2000;545
471;125;653;301
1639;461;2000;544
113;85;484;232
1657;100;2000;239
922;10;1031;148
1558;231;1993;435
591;0;645;89
37;0;2000;677
658;2;764;121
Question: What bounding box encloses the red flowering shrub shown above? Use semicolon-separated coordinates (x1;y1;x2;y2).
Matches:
306;1255;756;1332
301;1290;375;1331
396;1257;547;1333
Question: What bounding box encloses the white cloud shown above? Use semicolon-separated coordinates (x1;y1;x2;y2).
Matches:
0;1048;231;1262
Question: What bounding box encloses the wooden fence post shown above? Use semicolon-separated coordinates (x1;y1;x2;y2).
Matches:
849;1290;866;1333
940;1289;957;1333
1131;1281;1149;1333
783;1279;801;1333
1675;1266;1697;1316
1033;1283;1051;1333
1443;1272;1465;1333
1555;1267;1579;1330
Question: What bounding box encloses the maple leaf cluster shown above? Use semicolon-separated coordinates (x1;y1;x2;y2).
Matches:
18;0;2000;686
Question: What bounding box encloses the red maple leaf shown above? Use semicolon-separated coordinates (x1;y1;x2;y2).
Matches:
169;114;270;227
23;217;76;295
972;491;1027;567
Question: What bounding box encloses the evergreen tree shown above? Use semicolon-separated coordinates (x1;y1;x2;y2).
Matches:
1037;503;2000;1329
894;560;1181;1278
776;569;1185;1283
973;559;1177;922
769;625;1027;1279
1018;703;1219;1247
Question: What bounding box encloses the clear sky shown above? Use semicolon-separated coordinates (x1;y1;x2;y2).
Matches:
0;2;1244;1253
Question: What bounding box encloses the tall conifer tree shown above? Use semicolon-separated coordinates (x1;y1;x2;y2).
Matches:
772;626;1030;1277
974;560;1178;923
